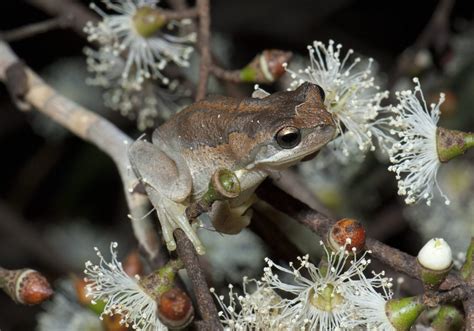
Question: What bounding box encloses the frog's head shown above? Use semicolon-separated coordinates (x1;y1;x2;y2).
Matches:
234;82;336;170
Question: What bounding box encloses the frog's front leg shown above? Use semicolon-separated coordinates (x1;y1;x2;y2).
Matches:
128;140;205;254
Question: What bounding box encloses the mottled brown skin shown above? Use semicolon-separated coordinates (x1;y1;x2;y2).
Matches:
156;82;330;149
154;83;334;198
130;82;336;253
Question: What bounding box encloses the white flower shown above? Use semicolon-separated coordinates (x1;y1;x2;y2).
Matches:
418;238;452;271
342;271;394;330
212;278;287;330
388;78;448;206
85;0;195;87
84;242;167;331
262;241;392;330
405;160;474;253
286;40;392;158
103;79;187;130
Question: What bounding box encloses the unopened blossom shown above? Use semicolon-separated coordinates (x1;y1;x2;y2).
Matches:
286;40;393;158
388;78;448;206
84;242;167;331
262;241;392;330
84;0;195;87
418;238;452;271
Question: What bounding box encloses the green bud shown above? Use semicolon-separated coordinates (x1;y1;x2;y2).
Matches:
139;259;183;299
436;127;474;163
461;237;474;280
239;66;257;82
133;6;167;38
309;284;344;312
385;296;425;331
431;305;465;331
87;299;107;315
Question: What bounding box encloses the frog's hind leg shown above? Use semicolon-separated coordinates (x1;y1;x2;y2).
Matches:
128;139;192;202
128;139;205;254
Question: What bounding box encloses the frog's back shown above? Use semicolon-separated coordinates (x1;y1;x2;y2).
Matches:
153;90;305;150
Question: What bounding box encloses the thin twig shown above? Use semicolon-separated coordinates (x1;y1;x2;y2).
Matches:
195;0;211;101
0;40;162;264
175;229;222;330
209;65;243;83
1;18;64;42
251;208;303;262
26;0;99;37
256;180;462;288
423;285;472;307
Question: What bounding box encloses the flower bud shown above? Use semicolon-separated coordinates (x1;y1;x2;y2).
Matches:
385;296;425;331
102;314;129;331
157;288;194;328
0;268;52;305
328;218;366;252
437;127;474;163
417;238;452;289
132;6;167;38
74;277;106;315
431;305;465;331
123;249;143;277
240;50;292;83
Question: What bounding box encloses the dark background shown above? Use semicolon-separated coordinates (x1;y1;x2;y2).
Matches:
0;0;473;329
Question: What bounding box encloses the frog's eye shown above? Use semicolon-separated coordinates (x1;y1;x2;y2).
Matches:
316;84;326;102
276;126;301;149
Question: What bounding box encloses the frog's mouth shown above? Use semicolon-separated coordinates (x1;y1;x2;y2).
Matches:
301;150;320;162
256;144;328;169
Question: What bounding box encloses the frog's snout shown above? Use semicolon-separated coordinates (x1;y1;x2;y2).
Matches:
316;110;337;141
321;123;337;139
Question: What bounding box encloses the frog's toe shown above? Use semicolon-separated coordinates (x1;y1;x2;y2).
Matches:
157;200;205;254
160;220;177;251
176;214;206;255
166;240;177;251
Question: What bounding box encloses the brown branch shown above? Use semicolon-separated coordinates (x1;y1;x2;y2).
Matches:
1;18;64;42
255;180;462;288
251;208;303;262
195;0;211;101
175;229;222;330
209;65;243;83
423;285;472;307
27;0;197;38
26;0;99;37
0;40;162;264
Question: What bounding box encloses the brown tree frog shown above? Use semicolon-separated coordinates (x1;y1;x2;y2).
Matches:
129;82;336;254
